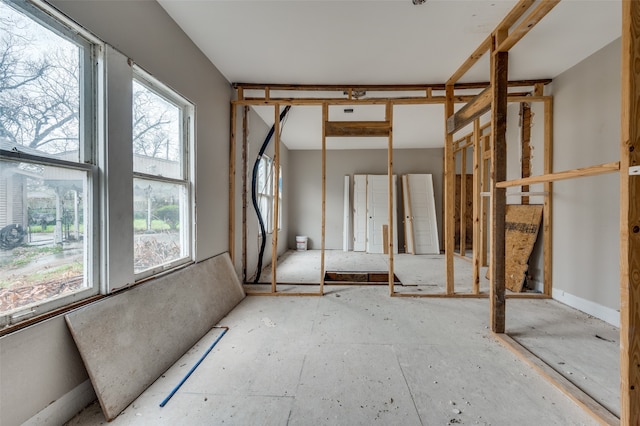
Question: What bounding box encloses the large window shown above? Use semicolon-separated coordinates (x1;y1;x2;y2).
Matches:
132;73;193;277
0;0;98;326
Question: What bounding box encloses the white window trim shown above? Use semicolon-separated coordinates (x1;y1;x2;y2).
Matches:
0;0;102;327
131;67;195;281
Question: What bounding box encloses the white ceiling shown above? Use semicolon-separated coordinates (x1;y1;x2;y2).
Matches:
158;0;622;150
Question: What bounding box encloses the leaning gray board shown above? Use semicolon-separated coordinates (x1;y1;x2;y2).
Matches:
65;252;245;421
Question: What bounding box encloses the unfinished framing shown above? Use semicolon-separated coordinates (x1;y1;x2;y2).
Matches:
227;1;637;420
440;0;633;423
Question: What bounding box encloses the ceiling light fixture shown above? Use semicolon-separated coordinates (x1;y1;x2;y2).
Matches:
412;0;426;4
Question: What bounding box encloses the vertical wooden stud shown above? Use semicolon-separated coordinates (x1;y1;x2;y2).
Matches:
472;119;482;294
271;104;280;293
490;31;508;334
620;1;640;423
387;102;395;295
520;103;532;205
481;134;490;267
321;103;328;295
229;103;236;265
543;99;553;297
444;85;456;294
460;144;468;256
242;107;248;282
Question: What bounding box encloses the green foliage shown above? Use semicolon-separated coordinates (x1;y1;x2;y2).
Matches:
155;205;179;230
133;219;171;232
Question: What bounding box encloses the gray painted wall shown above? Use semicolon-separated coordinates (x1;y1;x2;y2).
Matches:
0;1;232;425
550;39;621;312
288;148;444;251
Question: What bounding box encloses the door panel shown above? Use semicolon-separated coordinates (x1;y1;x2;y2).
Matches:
366;175;398;254
405;174;440;254
353;174;367;252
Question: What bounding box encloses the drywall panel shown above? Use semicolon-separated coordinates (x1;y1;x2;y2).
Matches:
65;253;245;421
552;39;620;312
288;148;443;251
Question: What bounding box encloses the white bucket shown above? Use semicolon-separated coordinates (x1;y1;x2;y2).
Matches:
296;236;308;251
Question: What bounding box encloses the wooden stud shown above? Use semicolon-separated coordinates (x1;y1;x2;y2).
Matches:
242;107;248;282
496;162;620;188
444;85;455;294
324;120;391;137
620;1;640;423
496;0;537;32
233;80;550;93
481;132;491;267
447;87;492;134
229;104;236;265
534;83;545;97
321;103;328;295
520;103;532;205
271;105;280;294
387;102;395;296
460;146;468;257
472;119;482;294
490;31;508;334
496;1;560;53
237;87;244;101
543;99;553;297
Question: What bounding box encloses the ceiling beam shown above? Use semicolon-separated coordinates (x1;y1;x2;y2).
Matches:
446;87;492;134
496;1;561;53
324;121;391;137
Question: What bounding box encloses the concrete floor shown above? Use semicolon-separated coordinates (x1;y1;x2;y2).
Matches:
256;250;493;295
66;284;618;425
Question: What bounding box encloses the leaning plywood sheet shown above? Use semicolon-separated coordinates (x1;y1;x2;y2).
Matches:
505;205;543;292
65;253;245;421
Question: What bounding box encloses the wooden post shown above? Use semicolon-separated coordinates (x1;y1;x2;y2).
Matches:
543;99;553;297
444;85;456;294
271;104;280;293
242;106;248;282
387;102;395;295
481;134;490;267
520;103;532;205
321;103;328;295
229;104;236;265
490;31;508;334
460;145;468;256
472;119;482;294
620;2;640;423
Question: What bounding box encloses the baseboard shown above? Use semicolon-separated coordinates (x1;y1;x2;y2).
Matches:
23;380;96;426
552;289;620;327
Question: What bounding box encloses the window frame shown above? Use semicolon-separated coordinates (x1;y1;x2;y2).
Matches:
0;0;101;327
131;67;195;281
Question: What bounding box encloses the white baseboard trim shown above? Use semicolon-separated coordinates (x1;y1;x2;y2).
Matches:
552;288;620;327
23;379;96;426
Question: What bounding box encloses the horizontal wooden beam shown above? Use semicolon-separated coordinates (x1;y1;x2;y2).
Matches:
325;120;391;137
496;0;537;32
234;79;551;93
447;87;492;134
447;36;492;86
496;1;561;53
496;162;620;188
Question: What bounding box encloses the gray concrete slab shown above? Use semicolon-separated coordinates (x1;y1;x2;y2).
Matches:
66;285;610;425
65;253;245;421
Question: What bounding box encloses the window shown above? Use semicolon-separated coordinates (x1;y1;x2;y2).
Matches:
132;72;193;277
256;156;281;234
0;0;98;326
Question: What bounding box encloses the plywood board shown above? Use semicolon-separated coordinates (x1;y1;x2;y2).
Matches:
65;253;245;421
504;205;543;292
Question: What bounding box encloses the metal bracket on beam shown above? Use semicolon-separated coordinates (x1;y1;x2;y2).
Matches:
629;165;640;175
